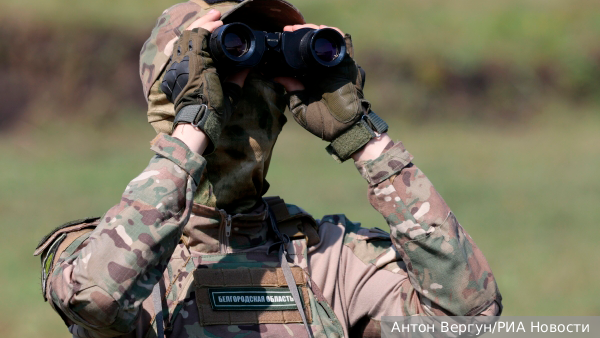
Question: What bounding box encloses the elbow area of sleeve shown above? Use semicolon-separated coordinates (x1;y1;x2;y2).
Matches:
477;299;503;316
53;285;136;336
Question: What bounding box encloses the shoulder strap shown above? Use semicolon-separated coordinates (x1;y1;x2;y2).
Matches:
265;201;315;338
263;196;320;247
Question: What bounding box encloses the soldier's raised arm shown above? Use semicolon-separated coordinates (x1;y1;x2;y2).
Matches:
37;11;249;337
350;135;502;316
276;23;502;332
44;134;206;336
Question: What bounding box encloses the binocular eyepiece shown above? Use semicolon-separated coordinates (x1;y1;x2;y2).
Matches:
209;23;347;75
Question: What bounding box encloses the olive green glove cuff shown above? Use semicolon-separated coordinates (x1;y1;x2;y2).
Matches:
325;111;389;163
172;82;242;154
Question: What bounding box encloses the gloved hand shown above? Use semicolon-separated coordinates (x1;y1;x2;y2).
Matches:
287;54;368;141
276;27;388;162
161;26;242;154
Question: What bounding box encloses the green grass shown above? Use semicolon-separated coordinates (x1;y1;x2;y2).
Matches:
1;0;599;336
1;111;599;337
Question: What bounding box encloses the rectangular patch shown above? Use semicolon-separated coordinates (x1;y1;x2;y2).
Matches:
194;267;313;325
208;287;301;311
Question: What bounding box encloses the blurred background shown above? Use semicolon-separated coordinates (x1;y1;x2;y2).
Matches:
1;0;599;336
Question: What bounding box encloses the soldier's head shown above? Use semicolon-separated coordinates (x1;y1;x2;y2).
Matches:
140;0;304;213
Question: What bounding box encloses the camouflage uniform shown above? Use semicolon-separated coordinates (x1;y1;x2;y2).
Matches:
35;1;502;337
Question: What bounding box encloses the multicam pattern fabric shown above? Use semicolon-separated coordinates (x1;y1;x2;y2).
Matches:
147;49;289;213
140;0;241;99
39;2;501;336
45;134;205;336
356;140;501;316
354;140;414;185
141;0;319;215
38;134;501;338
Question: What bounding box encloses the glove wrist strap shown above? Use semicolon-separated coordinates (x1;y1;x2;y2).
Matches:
173;104;209;129
172;104;219;154
326;111;389;163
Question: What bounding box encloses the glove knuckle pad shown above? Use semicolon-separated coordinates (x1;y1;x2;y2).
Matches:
322;84;359;123
162;55;193;102
171;73;189;100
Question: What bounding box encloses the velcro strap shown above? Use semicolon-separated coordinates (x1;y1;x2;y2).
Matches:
326;119;375;163
326;111;389;163
172;104;209;130
194;267;306;288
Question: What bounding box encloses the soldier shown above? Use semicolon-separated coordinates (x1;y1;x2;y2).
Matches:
35;0;502;337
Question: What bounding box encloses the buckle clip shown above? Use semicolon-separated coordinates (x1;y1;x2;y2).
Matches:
362;111;389;136
192;104;208;128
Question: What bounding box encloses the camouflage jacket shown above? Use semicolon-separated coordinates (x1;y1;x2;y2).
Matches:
35;133;502;338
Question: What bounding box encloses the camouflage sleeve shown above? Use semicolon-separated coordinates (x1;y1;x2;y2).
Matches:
354;140;502;316
47;133;206;337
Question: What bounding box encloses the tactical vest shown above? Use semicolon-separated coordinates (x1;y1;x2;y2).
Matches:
35;197;346;338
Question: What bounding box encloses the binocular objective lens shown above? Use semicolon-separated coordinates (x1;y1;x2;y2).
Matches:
314;38;339;62
224;32;248;58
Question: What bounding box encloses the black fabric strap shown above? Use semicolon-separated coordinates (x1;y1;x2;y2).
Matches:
365;110;389;134
172;104;209;130
326;111;389;163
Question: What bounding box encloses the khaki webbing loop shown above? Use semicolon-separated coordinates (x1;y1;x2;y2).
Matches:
266;202;315;338
263;196;290;220
263;196;320;247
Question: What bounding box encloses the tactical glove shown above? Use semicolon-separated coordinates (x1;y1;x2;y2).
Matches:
161;28;242;154
287;34;388;162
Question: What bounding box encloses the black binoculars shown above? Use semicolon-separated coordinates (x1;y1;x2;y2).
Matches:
209;23;347;76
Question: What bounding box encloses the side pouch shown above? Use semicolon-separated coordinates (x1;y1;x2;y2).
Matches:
33;217;100;301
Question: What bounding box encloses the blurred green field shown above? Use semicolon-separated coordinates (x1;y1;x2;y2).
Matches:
4;0;600;67
2;0;599;131
1;0;600;337
1;111;599;337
